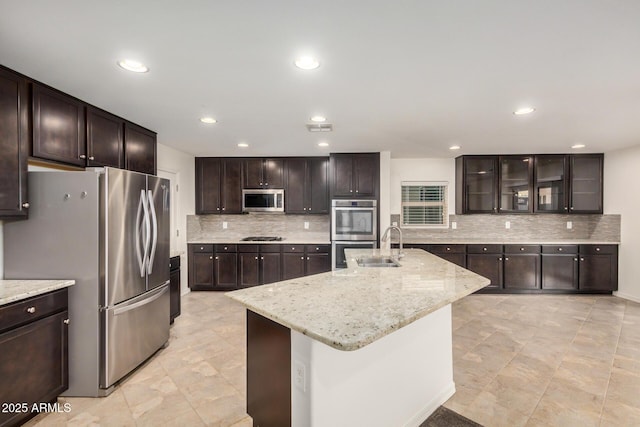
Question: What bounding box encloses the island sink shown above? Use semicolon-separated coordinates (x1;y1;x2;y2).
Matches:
356;256;401;267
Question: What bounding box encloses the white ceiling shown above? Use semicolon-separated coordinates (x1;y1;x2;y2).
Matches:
1;1;639;158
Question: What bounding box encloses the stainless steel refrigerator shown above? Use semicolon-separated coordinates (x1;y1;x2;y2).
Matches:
3;168;170;396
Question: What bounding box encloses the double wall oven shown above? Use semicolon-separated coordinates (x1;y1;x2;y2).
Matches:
331;200;377;269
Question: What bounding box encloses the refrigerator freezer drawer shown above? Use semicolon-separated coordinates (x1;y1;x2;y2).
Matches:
101;283;170;389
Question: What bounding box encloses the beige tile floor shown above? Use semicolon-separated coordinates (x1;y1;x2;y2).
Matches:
24;292;640;427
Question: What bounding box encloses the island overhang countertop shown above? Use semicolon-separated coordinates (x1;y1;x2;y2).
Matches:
226;248;490;351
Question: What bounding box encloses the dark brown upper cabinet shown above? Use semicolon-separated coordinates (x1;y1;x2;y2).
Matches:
86;107;124;168
534;155;568;213
498;155;533;213
244;158;284;189
124;122;157;175
32;82;86;167
195;157;243;214
569;154;603;214
458;153;603;214
330;153;379;198
284;157;329;214
0;66;29;218
455;155;498;214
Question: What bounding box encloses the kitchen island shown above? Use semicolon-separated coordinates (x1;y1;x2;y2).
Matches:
227;248;489;427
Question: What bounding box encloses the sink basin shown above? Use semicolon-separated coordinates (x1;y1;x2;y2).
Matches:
356;256;401;267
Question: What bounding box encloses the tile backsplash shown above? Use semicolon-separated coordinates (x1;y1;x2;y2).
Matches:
187;213;330;242
390;214;621;243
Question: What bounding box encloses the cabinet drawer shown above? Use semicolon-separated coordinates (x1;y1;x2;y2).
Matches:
215;244;237;253
467;244;502;254
238;244;259;253
192;244;213;253
283;245;305;253
504;245;540;254
0;289;68;333
169;256;181;271
305;245;330;254
260;244;282;253
579;245;617;255
428;244;466;254
542;245;578;254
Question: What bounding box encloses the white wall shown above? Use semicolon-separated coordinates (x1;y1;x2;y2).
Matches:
157;143;195;296
389;158;456;214
604;145;640;302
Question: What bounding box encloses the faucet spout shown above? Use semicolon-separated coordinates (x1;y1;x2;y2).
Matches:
382;226;404;259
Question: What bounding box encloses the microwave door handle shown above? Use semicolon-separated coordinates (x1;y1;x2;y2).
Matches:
135;189;146;278
147;190;158;274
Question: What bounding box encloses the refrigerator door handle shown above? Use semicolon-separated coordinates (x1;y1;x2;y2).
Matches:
112;283;169;316
147;189;158;275
142;189;151;277
135;189;146;277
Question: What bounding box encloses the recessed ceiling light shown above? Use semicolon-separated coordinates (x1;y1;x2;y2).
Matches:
318;142;329;147
571;144;586;149
513;107;535;115
449;145;461;150
117;59;149;73
237;142;249;148
310;116;326;123
295;56;320;70
200;117;217;124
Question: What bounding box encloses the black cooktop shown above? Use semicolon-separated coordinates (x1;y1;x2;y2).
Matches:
241;236;283;242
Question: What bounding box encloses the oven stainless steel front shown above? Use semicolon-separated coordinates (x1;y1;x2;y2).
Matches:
332;241;377;269
331;199;377;241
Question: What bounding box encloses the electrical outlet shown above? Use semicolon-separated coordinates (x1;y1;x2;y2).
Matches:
392;221;398;226
567;221;572;229
505;221;511;229
304;221;309;230
222;222;228;229
451;221;457;229
294;360;306;392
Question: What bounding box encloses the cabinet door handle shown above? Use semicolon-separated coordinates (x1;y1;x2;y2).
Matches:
261;256;264;260
216;207;220;211
520;247;525;251
596;247;601;252
580;258;585;262
265;183;268;186
224;246;228;250
89;156;95;161
483;247;488;251
259;182;263;185
22;202;30;209
307;257;310;260
446;247;451;251
215;256;219;260
316;247;320;251
564;207;568;211
303;207;307;211
222;207;225;211
79;154;86;159
26;306;36;314
498;258;502;261
64;319;70;325
254;256;258;260
300;256;304;260
350;189;353;193
355;190;359;193
558;248;563;252
200;246;204;250
505;257;509;261
574;258;578;261
209;256;213;260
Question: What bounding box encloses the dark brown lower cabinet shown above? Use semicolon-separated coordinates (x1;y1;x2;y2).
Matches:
467;245;503;290
428;244;466;268
578;245;618;291
541;245;579;290
239;253;260;287
247;310;291;427
261;252;282;285
0;289;69;427
238;245;281;287
169;256;181;324
503;245;540;290
190;252;215;289
306;247;331;276
282;253;306;280
282;245;331;280
215;252;238;287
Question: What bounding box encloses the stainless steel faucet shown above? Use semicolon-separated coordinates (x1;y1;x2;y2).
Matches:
381;225;404;259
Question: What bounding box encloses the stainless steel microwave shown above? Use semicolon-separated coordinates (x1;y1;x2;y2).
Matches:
242;189;284;212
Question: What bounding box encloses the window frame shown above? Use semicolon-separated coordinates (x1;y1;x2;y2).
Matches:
400;181;449;229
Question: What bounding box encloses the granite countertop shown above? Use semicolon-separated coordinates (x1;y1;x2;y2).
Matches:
188;232;330;245
0;280;76;306
403;238;620;245
226;248;489;351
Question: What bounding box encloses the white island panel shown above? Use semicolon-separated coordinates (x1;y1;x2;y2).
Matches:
292;305;454;427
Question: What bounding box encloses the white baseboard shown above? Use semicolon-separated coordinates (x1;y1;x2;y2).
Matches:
404;381;456;427
613;291;640;304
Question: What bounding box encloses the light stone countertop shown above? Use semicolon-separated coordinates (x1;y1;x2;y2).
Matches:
188;232;330;245
403;238;620;245
0;280;76;306
226;248;490;351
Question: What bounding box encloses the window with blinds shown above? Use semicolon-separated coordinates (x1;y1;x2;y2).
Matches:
401;182;448;228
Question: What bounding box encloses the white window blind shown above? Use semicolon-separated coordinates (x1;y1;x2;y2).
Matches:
401;182;448;228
